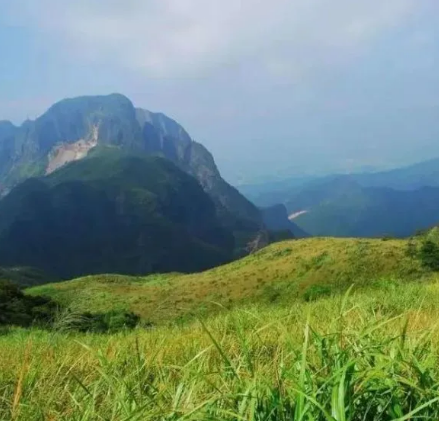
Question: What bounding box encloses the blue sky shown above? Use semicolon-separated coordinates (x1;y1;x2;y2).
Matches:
1;0;439;183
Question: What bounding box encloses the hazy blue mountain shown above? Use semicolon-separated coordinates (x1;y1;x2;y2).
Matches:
0;267;54;287
243;157;439;210
238;175;318;207
0;149;234;279
239;157;439;238
350;158;439;190
0;94;265;252
287;177;439;238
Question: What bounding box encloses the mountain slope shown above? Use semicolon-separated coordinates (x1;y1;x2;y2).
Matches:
0;94;265;252
351;157;439;190
0;149;234;279
135;108;264;250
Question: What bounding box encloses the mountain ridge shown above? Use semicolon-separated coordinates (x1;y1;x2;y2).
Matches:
0;93;266;253
239;157;439;238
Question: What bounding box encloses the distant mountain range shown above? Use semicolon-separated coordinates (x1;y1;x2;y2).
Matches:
241;158;439;238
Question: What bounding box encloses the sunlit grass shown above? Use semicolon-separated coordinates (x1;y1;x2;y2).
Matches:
3;279;439;420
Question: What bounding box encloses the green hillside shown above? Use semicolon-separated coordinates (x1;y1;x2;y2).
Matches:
29;237;427;324
0;149;234;279
3;235;439;419
3;236;439;419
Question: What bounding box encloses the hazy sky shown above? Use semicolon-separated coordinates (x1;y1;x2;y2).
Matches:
1;0;439;183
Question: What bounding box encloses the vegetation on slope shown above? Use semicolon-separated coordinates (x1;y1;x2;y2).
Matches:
0;280;57;328
0;149;234;279
0;267;54;287
2;235;439;418
29;237;428;324
4;280;439;419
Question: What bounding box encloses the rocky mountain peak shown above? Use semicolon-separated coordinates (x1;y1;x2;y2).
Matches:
0;94;266;253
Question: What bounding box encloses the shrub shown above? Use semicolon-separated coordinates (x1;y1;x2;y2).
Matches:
302;284;332;302
0;279;58;327
62;310;140;333
419;240;439;271
405;240;417;258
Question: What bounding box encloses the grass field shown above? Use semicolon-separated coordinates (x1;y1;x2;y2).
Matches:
3;280;439;420
3;237;439;420
29;238;426;324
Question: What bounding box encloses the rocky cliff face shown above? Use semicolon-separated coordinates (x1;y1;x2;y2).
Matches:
135;108;263;246
0;94;265;252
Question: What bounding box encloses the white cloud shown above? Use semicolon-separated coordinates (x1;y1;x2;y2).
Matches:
4;0;419;78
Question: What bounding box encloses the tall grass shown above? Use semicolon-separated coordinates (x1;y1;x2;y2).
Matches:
3;281;439;420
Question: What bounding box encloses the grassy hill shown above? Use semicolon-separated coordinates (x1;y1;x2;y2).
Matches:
3;247;439;418
29;237;427;324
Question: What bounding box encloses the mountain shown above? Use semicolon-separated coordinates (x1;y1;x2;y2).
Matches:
0;94;265;252
260;204;309;238
238;157;439;238
244;157;439;210
350;157;439;190
238;175;318;207
0;149;234;279
286;177;439;237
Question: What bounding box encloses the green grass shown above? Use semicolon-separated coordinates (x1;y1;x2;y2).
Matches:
3;236;439;419
4;280;439;420
29;237;426;324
